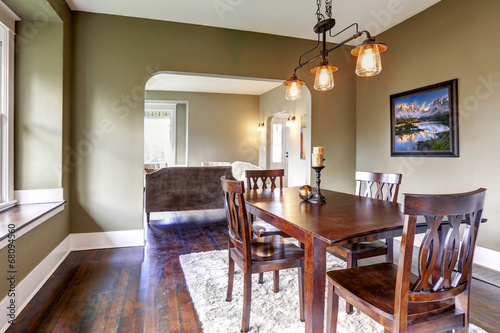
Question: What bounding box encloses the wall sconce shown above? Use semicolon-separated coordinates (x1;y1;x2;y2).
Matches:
256;122;265;131
286;116;296;127
283;0;388;101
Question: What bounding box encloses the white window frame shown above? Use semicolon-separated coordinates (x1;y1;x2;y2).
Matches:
0;3;19;210
144;101;177;166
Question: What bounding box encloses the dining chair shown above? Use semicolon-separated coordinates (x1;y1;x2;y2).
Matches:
246;169;292;287
326;171;402;314
221;176;305;332
326;188;486;333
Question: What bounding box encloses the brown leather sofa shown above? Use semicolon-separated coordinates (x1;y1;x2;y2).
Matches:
144;166;233;223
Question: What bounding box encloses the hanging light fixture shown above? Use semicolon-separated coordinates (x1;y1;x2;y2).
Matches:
284;0;388;101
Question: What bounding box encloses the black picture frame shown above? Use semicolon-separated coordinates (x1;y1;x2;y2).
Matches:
390;79;459;157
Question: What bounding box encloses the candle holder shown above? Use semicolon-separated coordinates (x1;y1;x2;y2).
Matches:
310;166;327;203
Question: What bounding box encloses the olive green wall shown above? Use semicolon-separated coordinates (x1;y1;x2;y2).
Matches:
14;20;63;189
145;90;260;166
71;12;357;233
0;0;72;300
356;0;500;251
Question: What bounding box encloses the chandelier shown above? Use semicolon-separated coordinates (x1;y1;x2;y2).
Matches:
283;0;388;101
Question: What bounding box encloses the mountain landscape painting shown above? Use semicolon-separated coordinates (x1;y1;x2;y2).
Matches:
390;80;459;157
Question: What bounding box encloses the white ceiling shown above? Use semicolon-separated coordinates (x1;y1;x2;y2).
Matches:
146;73;283;95
65;0;440;42
66;0;441;95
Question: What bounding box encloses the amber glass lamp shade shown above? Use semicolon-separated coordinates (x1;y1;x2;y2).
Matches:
310;64;338;91
351;40;388;77
283;78;305;101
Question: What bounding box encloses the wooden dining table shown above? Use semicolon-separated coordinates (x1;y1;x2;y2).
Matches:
244;187;415;333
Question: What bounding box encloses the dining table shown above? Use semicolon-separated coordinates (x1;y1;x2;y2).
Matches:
244;187;419;333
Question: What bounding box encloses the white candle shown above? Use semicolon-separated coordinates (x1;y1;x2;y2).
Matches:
313;146;324;154
312;153;324;166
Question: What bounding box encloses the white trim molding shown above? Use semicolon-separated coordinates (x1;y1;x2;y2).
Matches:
70;229;145;251
14;188;64;204
0;236;71;333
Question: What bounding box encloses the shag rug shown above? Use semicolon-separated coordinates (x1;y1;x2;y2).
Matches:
180;250;488;333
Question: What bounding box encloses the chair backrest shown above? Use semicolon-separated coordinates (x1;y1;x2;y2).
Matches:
245;169;284;191
395;188;486;324
221;176;252;262
355;171;402;202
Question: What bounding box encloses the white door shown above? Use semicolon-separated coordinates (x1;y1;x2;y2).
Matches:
268;116;289;186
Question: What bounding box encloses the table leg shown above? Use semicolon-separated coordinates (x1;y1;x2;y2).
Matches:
304;234;327;333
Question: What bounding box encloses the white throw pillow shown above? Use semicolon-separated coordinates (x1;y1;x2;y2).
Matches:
231;161;262;181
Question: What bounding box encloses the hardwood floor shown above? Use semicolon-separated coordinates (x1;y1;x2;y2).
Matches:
7;211;500;333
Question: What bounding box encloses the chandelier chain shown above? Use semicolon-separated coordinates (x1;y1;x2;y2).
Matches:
316;0;324;22
326;0;332;18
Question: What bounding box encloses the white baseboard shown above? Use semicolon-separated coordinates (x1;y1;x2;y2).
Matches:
0;236;71;333
14;188;64;204
473;246;500;272
70;229;145;251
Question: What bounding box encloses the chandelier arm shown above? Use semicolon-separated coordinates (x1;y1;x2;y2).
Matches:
329;22;359;39
324;31;364;54
298;33;321;66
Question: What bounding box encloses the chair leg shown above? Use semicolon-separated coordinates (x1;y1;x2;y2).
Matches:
454;284;471;332
226;251;234;302
386;238;394;263
345;253;357;314
326;282;339;333
258;272;264;284
273;270;280;293
146;212;150;224
241;271;252;333
298;264;305;322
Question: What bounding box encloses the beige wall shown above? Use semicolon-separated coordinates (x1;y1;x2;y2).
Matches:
356;0;500;251
14;20;63;189
70;12;357;233
146;90;260;166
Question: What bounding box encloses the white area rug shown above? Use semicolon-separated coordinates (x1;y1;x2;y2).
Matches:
180;250;488;333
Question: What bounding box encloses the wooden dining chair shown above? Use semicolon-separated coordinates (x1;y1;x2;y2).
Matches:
326;188;486;333
327;171;402;314
245;169;292;286
246;169;287;237
221;176;305;332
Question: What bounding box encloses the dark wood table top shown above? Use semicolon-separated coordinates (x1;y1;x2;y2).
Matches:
245;187;407;245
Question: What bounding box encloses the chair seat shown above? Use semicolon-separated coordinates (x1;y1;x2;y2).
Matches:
250;235;304;262
327;240;388;257
326;263;456;321
252;220;290;238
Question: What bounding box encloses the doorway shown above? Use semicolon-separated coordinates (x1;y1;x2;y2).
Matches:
267;113;290;186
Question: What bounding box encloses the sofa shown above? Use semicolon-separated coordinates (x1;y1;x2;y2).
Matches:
144;166;233;223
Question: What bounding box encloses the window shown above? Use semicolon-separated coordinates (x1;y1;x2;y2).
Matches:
0;15;16;210
144;102;177;166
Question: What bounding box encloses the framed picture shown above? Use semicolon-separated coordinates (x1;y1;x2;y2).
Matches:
390;79;459;157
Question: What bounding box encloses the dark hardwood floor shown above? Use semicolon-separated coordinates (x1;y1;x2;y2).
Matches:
7;211;500;333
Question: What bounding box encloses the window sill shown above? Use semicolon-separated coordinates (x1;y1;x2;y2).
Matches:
0;201;66;249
